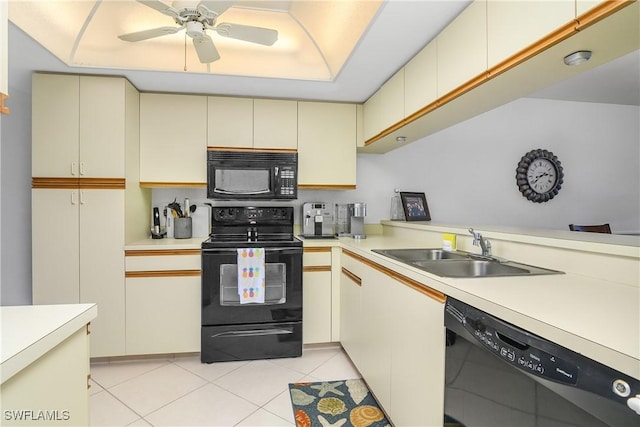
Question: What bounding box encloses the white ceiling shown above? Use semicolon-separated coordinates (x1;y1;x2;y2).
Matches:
8;0;639;105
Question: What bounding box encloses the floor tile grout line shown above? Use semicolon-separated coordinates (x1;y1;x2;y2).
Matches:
90;359;173;391
139;381;212;424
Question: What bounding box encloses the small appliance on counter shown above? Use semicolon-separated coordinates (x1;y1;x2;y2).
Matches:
301;202;335;238
335;203;367;239
151;207;166;239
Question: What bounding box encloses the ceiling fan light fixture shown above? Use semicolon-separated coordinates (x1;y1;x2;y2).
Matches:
563;50;592;66
186;21;204;38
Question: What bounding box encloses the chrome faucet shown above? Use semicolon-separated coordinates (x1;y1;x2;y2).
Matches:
468;228;491;257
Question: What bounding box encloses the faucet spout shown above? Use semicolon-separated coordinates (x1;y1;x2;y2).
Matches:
468;228;491;257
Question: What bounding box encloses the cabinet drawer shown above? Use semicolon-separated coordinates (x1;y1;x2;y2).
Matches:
303;248;332;267
125;250;201;272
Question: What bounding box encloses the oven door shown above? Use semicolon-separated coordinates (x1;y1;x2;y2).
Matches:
201;246;302;325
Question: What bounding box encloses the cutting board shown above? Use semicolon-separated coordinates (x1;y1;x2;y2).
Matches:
191;205;211;238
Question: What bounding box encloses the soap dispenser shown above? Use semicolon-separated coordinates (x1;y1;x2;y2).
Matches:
390;188;404;221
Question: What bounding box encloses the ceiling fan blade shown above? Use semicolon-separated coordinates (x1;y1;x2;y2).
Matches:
216;23;278;46
136;0;179;19
193;35;220;63
198;1;235;17
118;26;183;42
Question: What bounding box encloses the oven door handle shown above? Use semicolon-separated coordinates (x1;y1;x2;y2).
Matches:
202;247;302;255
210;329;293;339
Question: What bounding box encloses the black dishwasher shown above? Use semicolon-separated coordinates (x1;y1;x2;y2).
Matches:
444;297;640;427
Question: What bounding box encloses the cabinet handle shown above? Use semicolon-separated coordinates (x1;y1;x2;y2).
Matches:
71;191;77;205
80;190;85;205
71;161;78;176
80;161;85;176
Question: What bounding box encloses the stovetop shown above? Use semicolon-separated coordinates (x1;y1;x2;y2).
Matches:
202;206;300;249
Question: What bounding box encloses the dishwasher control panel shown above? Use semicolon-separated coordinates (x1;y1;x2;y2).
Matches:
461;313;578;384
445;297;640;409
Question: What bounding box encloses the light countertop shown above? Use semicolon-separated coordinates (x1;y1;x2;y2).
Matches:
123;223;639;379
1;304;97;384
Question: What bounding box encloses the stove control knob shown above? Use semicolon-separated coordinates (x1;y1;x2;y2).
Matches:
627;395;640;415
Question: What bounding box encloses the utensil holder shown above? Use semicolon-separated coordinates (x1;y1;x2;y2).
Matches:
174;217;192;239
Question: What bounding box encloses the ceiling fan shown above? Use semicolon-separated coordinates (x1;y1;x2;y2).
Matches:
118;0;278;63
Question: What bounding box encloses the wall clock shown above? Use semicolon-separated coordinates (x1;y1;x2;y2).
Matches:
516;149;564;203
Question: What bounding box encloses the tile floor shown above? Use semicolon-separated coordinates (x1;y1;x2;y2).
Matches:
89;344;361;426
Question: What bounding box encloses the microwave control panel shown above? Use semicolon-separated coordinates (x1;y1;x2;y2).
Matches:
276;165;296;197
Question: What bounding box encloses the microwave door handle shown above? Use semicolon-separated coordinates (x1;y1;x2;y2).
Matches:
213;188;271;195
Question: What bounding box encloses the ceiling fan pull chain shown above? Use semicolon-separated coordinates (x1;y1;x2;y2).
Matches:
184;31;187;72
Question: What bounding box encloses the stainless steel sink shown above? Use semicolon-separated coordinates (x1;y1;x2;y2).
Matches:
411;260;533;277
371;248;562;278
371;248;469;261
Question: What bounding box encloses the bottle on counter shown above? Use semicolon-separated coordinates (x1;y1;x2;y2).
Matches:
390;188;404;221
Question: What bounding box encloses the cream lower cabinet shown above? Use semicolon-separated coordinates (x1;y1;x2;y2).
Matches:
125;250;201;355
32;189;125;358
340;250;446;426
297;101;357;188
0;327;90;426
302;248;333;344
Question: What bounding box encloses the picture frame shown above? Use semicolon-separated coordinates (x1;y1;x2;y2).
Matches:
400;192;431;221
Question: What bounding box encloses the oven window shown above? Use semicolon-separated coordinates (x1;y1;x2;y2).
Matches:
220;263;286;305
214;168;270;194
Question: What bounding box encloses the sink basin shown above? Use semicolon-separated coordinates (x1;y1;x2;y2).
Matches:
411;260;533;278
371;248;469;262
371;248;563;278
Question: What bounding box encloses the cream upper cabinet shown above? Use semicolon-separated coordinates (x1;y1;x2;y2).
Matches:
208;97;298;150
298;101;357;187
32;74;128;178
363;68;404;141
140;93;207;184
437;0;487;97
404;39;437;118
487;0;574;68
253;99;298;150
32;74;79;177
207;96;253;148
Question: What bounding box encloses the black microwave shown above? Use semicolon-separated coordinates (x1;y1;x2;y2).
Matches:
207;150;298;200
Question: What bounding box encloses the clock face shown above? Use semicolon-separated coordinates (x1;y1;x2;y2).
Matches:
516;149;564;203
526;158;557;194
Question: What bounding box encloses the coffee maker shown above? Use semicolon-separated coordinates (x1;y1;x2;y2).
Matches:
301;202;335;238
335;203;367;239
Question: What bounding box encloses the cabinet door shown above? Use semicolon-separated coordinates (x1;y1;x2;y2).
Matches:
207;96;253;148
363;68;404;141
303;270;332;344
487;0;574;68
405;40;437;117
79;189;125;357
79;76;125;178
126;276;201;354
32;189;80;304
437;0;487;96
32;74;79;177
253;99;298;150
298;102;357;187
140;93;207;183
389;282;445;426
339;266;362;367
359;268;392;411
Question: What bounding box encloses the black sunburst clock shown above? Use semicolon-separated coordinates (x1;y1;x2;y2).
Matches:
516;149;564;203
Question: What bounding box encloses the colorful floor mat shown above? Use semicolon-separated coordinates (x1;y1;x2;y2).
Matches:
288;379;391;427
